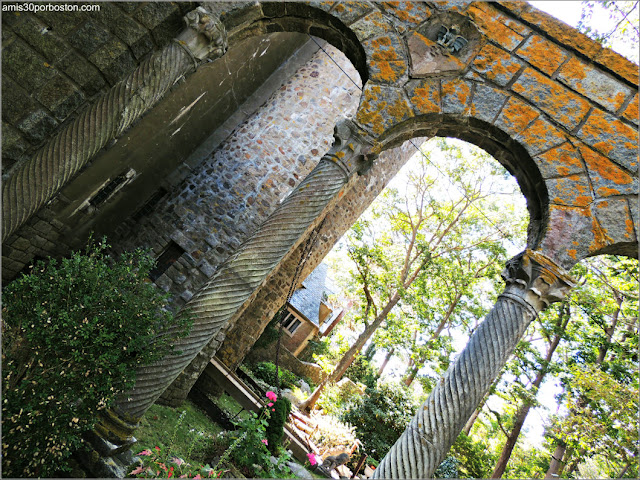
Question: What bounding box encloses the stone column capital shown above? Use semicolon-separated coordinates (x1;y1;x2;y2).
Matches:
501;249;576;312
178;6;228;61
321;118;379;179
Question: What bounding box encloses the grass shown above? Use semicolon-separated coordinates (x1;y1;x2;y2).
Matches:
134;401;224;466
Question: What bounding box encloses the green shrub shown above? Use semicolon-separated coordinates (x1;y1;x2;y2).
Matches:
1;239;192;477
344;355;378;388
265;395;291;454
251;362;297;389
340;382;417;461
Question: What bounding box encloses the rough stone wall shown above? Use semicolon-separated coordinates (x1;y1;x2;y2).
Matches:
1;1;196;176
108;43;362;314
281;318;317;357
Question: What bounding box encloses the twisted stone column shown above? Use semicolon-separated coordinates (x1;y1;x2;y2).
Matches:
372;250;575;479
117;119;374;419
2;6;227;242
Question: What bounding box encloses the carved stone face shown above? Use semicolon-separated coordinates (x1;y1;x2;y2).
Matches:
408;12;481;77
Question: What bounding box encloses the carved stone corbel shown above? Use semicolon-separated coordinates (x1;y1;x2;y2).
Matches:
320;118;377;179
178;6;228;61
501;249;576;313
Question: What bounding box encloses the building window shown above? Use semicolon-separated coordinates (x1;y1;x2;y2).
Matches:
89;168;136;207
149;241;185;281
281;310;302;335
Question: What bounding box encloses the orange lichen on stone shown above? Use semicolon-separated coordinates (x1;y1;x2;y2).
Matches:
578;108;639;170
408;80;440;114
367;35;406;83
549;175;592;207
535;143;584;178
516;35;568;76
381;1;430;25
622;93;639;124
357;86;386;135
356;84;412;135
594;48;639;85
512;68;591;130
467;4;524;50
496;97;540;135
580;145;634;186
441;78;471;111
472;43;522;86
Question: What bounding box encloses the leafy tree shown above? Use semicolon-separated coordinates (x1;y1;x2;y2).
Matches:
544;256;638;478
578;1;639;61
300;138;525;411
2;239;192;477
340;381;417;461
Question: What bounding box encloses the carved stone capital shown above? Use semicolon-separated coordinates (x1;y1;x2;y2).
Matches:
321;118;377;179
178;6;228;61
501;249;576;312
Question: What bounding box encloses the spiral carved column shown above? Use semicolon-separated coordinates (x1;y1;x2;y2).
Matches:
372;250;575;479
2;6;227;242
116;119;374;420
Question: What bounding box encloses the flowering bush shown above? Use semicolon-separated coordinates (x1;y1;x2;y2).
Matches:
222;392;292;478
130;446;222;478
2;238;192;477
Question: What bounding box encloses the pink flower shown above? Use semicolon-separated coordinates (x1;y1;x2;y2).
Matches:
272;408;275;412
130;466;145;475
168;467;174;478
266;391;277;402
138;449;152;456
194;475;202;479
155;446;161;452
171;457;184;466
261;439;268;445
267;402;273;407
306;453;317;466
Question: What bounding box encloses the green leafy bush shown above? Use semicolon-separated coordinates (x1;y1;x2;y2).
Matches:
1;239;192;477
340;382;417;461
265;394;291;454
344;355;378;388
251;362;297;389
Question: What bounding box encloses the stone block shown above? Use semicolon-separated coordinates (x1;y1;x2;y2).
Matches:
540;204;596;267
378;1;432;27
362;34;408;84
511;68;591;130
34;8;86;35
88;38;136;85
2;37;56;91
514;117;567;156
472;43;522;86
356;83;412;135
35;73;85;121
406;78;440;115
133;2;181;45
98;3;154;60
533;142;584;179
67;19;113;56
546;174;593;207
494;97;540;137
467;84;508;124
1;122;29;168
515;34;568;76
16;108;59;144
629;198;639;240
577;108;638;173
180;290;194;302
10;13;69;63
408;32;466;77
350;11;394;42
441;78;471;114
579;145;637;198
198;259;216;278
329;1;375;26
622;93;638;126
2;74;37;124
57;51;106;97
467;4;525;51
115;3;140;15
557;57;634;114
592;198;636;244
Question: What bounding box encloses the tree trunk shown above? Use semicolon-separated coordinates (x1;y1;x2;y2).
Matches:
492;302;570;478
377;348;394;377
299;292;401;412
403;364;419;386
545;443;568;479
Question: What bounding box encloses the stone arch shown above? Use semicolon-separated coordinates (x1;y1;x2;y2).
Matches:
221;1;370;85
368;113;548;248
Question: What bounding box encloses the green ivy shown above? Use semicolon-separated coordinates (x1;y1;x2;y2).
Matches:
1;238;192;477
265;397;291;454
251;362;298;390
